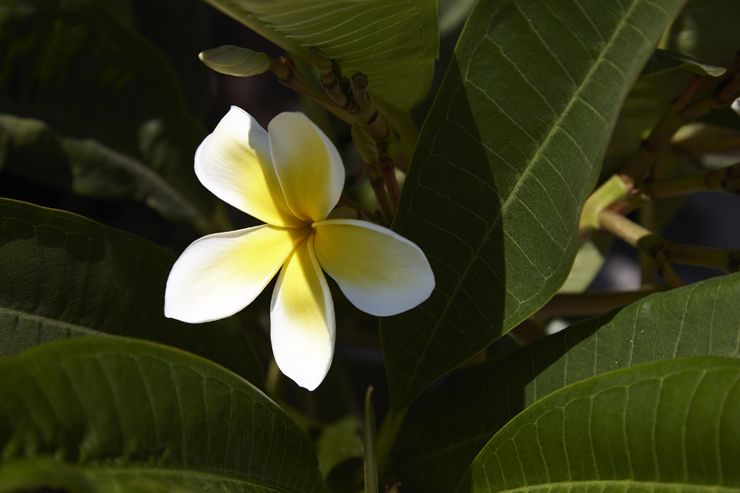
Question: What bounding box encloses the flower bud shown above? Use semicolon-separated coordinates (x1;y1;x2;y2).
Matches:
199;45;271;77
309;48;334;76
351;124;379;164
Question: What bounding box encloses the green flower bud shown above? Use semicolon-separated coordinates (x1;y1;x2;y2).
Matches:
309;48;334;76
199;45;271;77
351;124;379;164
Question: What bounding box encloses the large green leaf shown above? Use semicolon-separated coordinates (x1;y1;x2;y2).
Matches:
0;337;327;492
391;272;740;492
0;198;264;388
379;0;686;411
200;0;438;112
457;357;740;492
0;0;225;233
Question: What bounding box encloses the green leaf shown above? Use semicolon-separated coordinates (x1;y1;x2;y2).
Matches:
641;49;727;77
380;0;686;411
0;198;264;389
390;272;740;493
200;0;438;111
457;357;740;492
0;0;225;233
0;337;328;492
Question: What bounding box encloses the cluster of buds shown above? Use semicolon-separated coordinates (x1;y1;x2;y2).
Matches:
199;44;409;223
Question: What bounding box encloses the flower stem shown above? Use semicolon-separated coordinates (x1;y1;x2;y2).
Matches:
638;202;656;284
578;175;635;238
371;176;395;223
381;158;401;209
277;71;359;126
598;209;740;285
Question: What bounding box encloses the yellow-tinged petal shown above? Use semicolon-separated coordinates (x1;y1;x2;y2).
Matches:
195;107;305;228
313;219;435;317
268;112;344;222
165;225;310;323
270;236;335;391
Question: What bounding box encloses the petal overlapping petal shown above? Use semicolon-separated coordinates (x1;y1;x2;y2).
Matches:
270;236;335;391
165;224;310;323
195;106;304;228
268;112;344;223
313;219;435;317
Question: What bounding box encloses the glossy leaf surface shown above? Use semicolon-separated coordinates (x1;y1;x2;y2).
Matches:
0;198;264;388
201;0;438;111
391;272;740;492
0;337;327;492
380;0;685;411
457;357;740;492
0;0;224;232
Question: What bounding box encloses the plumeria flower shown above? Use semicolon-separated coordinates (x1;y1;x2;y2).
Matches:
165;107;435;390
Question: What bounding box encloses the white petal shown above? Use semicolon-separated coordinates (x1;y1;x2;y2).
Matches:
270;237;335;391
165;225;310;323
313;219;435;317
268;112;344;222
195;106;304;228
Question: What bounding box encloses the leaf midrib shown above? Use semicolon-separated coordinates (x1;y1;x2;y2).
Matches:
396;0;645;407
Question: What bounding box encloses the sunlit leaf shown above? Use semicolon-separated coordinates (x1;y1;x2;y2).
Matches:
200;0;438;111
0;198;264;388
0;337;327;492
0;0;225;233
457;357;740;492
391;272;740;493
380;0;686;411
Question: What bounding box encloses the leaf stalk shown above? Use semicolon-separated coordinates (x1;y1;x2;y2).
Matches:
598;209;740;283
376;406;408;483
